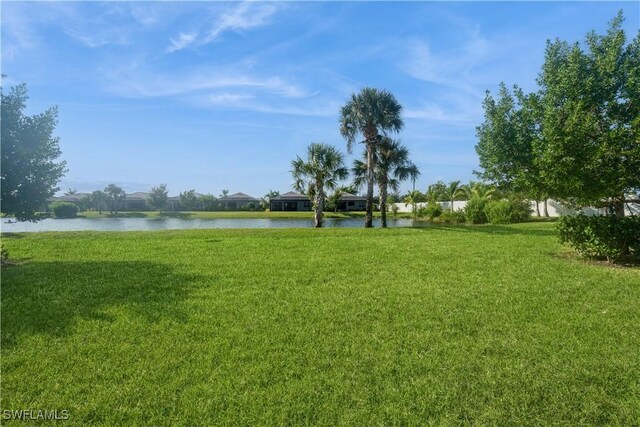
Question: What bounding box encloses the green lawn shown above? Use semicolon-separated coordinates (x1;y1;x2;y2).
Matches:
2;223;638;425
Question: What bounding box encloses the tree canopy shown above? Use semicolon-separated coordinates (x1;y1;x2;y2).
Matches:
148;184;169;211
476;12;640;216
179;189;198;211
340;87;404;228
291;143;348;228
1;83;67;221
353;137;419;227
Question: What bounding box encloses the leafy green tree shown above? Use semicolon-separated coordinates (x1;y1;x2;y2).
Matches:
1;83;67;221
326;186;357;213
91;190;107;214
353;138;419;227
475;84;549;215
198;194;217;211
326;188;344;213
78;195;92;212
477;12;640;217
428;181;448;201
291;143;349;228
260;190;279;211
340;87;404;228
536;12;639;216
148;184;168;211
180;189;198;211
104;184;126;214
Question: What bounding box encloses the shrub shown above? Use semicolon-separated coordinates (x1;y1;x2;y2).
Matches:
464;197;487;224
486;198;532;224
390;204;398;219
51;201;78;219
557;214;640;263
440;210;466;224
486;200;512;224
424;201;443;221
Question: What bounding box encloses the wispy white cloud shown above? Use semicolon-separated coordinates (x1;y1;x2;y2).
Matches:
204;2;278;43
205;93;256;104
166;32;197;53
166;2;280;53
65;28;130;48
404;38;487;99
104;65;311;104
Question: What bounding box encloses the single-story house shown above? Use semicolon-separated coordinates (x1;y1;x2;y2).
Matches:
337;193;366;211
270;191;311;211
123;192;149;211
217;192;260;210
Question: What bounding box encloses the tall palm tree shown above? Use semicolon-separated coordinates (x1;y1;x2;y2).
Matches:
353;138;419;228
340;87;404;228
445;180;466;212
291;143;348;228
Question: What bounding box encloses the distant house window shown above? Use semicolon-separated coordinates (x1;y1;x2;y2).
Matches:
348;201;354;206
303;201;311;208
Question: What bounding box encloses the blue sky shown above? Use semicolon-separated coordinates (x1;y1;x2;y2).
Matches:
2;1;639;197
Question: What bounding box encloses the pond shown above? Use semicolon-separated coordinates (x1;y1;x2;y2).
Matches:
1;217;417;232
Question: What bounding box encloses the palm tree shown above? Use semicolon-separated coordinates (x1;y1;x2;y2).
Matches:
445;180;466;212
340;87;404;228
403;190;424;220
291;143;348;228
90;190;107;214
466;181;496;201
353;138;419;228
424;185;441;203
104;184;126;214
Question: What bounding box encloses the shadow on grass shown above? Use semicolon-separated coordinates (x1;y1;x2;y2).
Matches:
1;232;27;239
1;261;200;349
412;223;557;237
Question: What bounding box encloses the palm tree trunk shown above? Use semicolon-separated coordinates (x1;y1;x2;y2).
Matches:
314;182;324;228
365;142;375;228
380;180;388;228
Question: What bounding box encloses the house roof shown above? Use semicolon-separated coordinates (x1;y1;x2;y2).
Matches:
217;192;259;202
167;193;205;201
126;192;149;200
54;193;91;202
339;192;366;201
271;191;310;201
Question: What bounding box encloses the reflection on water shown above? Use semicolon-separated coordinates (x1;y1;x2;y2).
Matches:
1;217;417;232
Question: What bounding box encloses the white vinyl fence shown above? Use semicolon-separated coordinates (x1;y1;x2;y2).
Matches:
391;199;638;217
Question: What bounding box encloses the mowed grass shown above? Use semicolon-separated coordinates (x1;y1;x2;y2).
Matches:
2;223;639;425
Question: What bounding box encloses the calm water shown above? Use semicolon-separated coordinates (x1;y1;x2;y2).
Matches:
1;217;416;232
